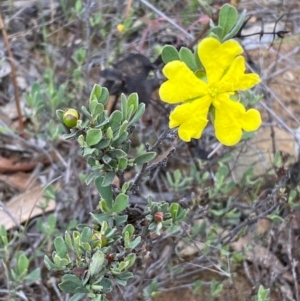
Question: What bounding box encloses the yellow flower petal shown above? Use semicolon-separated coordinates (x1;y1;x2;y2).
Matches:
218;56;261;92
159;61;207;104
214;96;261;146
198;37;243;84
240;108;262;132
169;96;211;141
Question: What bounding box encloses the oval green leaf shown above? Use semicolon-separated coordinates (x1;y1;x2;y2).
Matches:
86;128;102;146
134;151;156;165
161;45;180;63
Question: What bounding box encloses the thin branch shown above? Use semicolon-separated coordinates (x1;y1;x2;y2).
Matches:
0;11;24;134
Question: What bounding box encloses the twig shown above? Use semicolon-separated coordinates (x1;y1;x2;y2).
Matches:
0;11;24;134
138;0;194;40
149;128;176;151
125;0;134;19
287;227;299;301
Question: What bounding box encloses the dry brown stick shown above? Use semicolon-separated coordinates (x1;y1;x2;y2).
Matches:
0;11;24;134
125;0;134;19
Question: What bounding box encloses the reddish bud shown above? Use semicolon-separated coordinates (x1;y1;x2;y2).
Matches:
106;253;114;261
154;212;164;222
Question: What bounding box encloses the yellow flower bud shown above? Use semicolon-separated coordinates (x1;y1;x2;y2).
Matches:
117;24;124;33
63;109;79;128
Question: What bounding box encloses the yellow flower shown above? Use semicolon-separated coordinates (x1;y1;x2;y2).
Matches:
117;24;124;33
159;37;261;146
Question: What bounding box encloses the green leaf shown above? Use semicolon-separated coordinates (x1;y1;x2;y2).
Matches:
90;84;102;102
118;158;128;170
114;214;128;225
179;47;198;71
114;271;133;286
161;45;180;63
53;253;69;268
95;176;113;208
99;278;112;291
169;203;179;221
54;236;68;258
123;253;136;268
257;285;270;301
118;120;129;136
121;94;128;120
24;268;40;286
107;127;113;139
218;4;238;38
17;252;29;278
267;215;284;223
99;199;111;213
89;99;98;115
128;103;145;126
108;149;127;159
69;294;87;301
81;105;92;118
80;227;92;243
89;101;104;117
112;131;128;145
122;224;134;239
97;137;111;149
44;255;56;270
98;87;109;106
0;225;8;245
112;193;129;213
222;9;247;41
122;142;130;154
134;152;156;165
90;84;109;106
64;231;73;250
90;212;110;224
89;250;105;277
216;165;229;180
128;236;141;249
127;93;139;116
102;171;116;187
209;26;223;39
59;275;83;293
114;278;127;286
86;128;102;146
56;109;64;122
109;110;123;130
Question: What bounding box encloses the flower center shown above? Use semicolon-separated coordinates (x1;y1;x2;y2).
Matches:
208;86;221;107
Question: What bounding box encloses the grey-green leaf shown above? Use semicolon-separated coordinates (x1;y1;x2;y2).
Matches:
90;84;102;102
118;158;128;170
121;94;128;120
86;128;102;146
109;110;123;130
209;26;223;39
80;227;92;243
122;224;134;238
128;103;145;126
218;4;238;38
89;250;105;277
58;275;83;293
108;149;127;159
95;176;113;208
222;9;247;41
98;87;109;106
134;151;156;165
179;47;198;71
102;171;116;187
127;93;139;118
112;193;129;213
54;236;68;258
161;45;180;63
